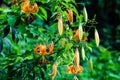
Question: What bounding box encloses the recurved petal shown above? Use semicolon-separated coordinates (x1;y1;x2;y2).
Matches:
48;42;54;54
34;45;41;54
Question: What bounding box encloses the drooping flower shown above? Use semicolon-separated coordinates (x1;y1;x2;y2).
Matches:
66;65;83;74
49;62;57;80
21;0;39;14
34;44;47;55
66;48;83;74
34;42;54;55
34;45;41;54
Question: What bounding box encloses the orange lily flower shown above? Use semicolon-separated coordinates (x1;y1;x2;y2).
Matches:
34;42;54;55
66;48;83;74
21;0;39;14
66;65;83;74
39;44;47;55
34;44;47;55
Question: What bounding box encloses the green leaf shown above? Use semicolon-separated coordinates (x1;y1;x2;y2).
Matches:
0;39;3;52
7;14;17;27
38;7;47;20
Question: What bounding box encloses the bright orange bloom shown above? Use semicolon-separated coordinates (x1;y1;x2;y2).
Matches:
34;44;47;55
34;45;41;54
21;0;39;14
39;44;47;55
34;42;54;55
49;62;57;80
66;65;83;74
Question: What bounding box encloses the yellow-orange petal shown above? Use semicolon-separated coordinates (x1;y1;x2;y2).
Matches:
66;65;74;74
74;66;83;74
39;44;47;55
34;45;41;54
47;42;54;54
31;3;39;14
21;1;30;14
66;65;83;74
